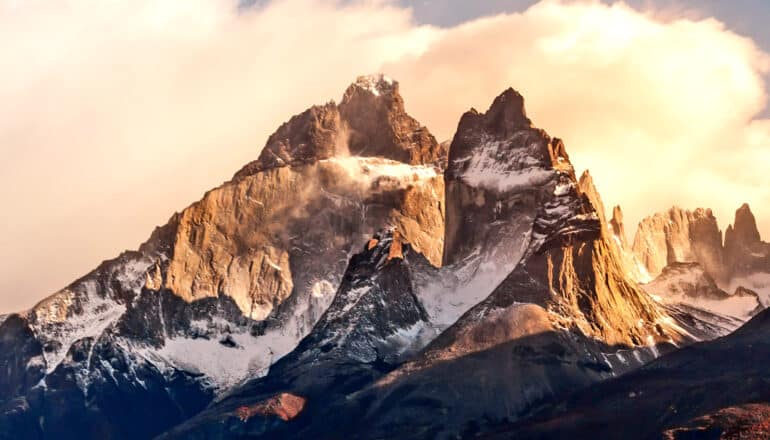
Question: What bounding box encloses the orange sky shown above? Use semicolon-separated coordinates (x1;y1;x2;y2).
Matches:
1;0;769;312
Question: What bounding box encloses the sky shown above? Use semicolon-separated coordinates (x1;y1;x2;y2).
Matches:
1;0;769;313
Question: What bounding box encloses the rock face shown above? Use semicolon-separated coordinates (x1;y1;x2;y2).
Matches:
0;76;447;439
632;207;726;283
578;174;648;283
724;203;770;279
632;203;770;315
443;88;562;267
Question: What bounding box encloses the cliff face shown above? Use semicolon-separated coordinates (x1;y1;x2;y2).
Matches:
578;173;649;283
443;88;554;268
1;75;447;439
725;203;770;278
632;204;770;315
632;207;725;283
160;157;444;321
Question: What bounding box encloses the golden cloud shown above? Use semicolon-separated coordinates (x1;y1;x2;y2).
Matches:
0;0;768;311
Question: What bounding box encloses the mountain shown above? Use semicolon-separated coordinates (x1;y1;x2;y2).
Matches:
724;203;770;298
492;307;770;439
0;75;447;439
0;76;751;439
158;87;724;439
632;204;770;319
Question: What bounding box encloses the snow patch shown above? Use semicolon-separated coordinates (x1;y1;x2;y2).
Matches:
353;74;394;97
138;329;274;390
458;135;554;192
416;226;532;332
30;256;153;373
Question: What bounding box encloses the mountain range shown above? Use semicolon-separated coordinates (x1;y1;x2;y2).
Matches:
1;74;769;439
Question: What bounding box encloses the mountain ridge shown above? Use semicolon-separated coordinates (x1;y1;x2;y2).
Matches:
0;75;764;440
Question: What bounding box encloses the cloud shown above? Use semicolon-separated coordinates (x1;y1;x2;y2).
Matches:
1;0;769;311
386;0;770;242
0;0;438;311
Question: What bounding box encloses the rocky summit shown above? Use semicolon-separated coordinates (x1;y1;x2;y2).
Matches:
1;76;768;440
631;203;770;320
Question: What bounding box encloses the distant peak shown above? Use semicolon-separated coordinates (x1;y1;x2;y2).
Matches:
578;169;593;184
612;205;624;222
485;87;532;132
729;202;761;244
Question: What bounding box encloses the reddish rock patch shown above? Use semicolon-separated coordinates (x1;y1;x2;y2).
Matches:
664;403;770;439
235;393;306;422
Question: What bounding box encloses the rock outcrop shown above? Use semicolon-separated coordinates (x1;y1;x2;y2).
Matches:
632;207;725;283
443;88;563;267
724;203;770;279
577;173;648;283
632;203;770;314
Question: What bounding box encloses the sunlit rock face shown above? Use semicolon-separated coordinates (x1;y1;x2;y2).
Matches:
632;206;726;283
0;76;448;439
631;203;770;317
725;203;770;279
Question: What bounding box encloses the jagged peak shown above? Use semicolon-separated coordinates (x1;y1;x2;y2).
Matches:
611;205;624;223
727;202;761;245
484;87;532;135
344;74;398;99
577;169;593;187
576;169;607;227
446;87;567;189
233;75;444;179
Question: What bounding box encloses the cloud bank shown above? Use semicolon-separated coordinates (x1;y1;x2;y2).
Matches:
1;0;768;311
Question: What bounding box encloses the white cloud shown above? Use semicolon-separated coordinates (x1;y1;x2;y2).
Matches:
1;0;769;311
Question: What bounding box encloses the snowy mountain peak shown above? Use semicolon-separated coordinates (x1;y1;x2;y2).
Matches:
349;74;396;97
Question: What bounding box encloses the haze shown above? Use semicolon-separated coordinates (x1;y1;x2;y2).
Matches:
1;0;769;312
